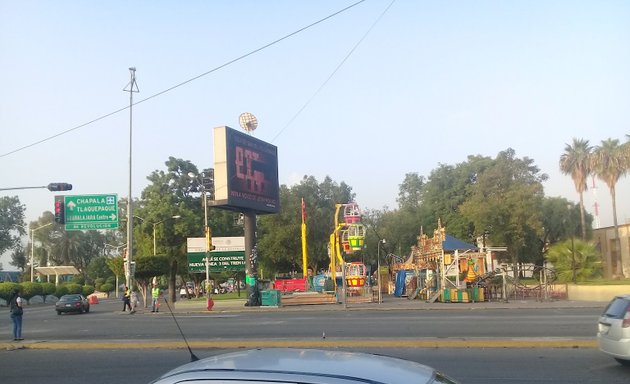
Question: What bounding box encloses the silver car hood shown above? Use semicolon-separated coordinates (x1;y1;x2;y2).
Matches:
155;348;441;383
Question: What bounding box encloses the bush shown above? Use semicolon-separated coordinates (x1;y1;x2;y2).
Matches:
82;285;95;297
41;282;56;296
20;282;44;301
55;285;69;298
106;276;116;285
95;278;106;291
71;276;85;285
0;282;21;302
65;283;82;294
100;283;114;297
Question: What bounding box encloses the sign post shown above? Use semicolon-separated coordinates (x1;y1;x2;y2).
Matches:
64;194;119;231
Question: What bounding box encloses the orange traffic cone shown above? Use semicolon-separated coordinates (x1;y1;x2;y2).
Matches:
89;294;99;304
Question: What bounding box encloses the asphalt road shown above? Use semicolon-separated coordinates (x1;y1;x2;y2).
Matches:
1;298;603;346
2;297;626;384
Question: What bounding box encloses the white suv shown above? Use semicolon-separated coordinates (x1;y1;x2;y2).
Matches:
598;294;630;366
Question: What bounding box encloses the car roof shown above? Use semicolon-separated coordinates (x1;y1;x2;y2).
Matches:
153;348;441;384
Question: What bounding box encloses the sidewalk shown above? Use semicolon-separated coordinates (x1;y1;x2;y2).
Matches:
173;295;608;313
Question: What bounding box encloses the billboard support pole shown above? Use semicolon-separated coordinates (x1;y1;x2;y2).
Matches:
244;211;260;306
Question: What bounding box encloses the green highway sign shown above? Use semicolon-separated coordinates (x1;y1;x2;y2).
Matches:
187;237;245;273
187;250;246;273
64;194;119;231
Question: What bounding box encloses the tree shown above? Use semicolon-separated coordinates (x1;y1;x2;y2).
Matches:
10;244;27;272
106;256;124;296
420;156;494;241
257;175;354;277
134;255;169;307
0;196;26;258
559;138;592;240
541;198;592;254
29;212;106;280
460;149;547;280
590;138;628;278
136;157;202;302
546;239;602;282
86;256;115;283
397;173;424;210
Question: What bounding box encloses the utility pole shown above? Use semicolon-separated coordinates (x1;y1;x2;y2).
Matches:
123;67;139;289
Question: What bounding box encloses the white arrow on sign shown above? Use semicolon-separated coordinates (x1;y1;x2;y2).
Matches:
67;201;76;210
109;214;117;220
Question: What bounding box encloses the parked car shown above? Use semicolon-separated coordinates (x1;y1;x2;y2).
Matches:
150;348;459;384
597;294;630;365
55;294;90;315
179;282;196;298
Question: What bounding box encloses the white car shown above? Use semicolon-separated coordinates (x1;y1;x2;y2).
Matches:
151;348;459;384
597;294;630;365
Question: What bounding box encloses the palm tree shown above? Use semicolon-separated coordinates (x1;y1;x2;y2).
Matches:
546;239;602;283
559;138;591;240
590;138;628;278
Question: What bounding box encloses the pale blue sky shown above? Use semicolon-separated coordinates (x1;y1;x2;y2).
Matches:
1;1;629;267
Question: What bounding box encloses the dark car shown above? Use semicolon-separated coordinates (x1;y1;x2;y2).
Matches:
151;348;459;384
55;294;90;315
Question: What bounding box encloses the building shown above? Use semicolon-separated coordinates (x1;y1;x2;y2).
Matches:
593;222;630;278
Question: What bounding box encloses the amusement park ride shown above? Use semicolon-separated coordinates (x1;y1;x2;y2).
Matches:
270;201;371;305
266;204;557;306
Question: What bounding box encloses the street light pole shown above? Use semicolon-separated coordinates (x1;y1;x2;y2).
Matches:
203;190;211;297
377;239;386;304
30;222;53;282
187;171;213;297
123;67;139;290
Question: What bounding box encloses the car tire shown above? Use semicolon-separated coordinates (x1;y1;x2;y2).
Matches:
57;311;61;315
85;306;90;313
614;358;630;366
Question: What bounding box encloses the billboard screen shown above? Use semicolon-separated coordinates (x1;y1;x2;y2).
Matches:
212;126;279;214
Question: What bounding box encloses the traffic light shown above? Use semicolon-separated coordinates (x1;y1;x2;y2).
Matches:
54;196;65;224
47;182;72;192
201;170;215;200
205;226;215;251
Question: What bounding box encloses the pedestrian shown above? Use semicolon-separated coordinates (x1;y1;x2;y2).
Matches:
8;288;24;341
122;286;132;312
151;283;160;312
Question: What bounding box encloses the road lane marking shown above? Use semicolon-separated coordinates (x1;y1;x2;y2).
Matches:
1;338;598;350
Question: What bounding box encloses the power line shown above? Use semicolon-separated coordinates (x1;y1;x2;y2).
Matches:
271;0;396;143
1;0;367;159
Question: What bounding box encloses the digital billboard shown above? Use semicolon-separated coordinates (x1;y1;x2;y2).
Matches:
211;126;279;214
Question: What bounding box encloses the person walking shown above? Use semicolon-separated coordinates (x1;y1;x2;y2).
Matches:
122;286;132;312
8;288;24;341
151;284;160;312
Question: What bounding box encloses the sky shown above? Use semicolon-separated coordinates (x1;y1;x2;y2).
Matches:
1;1;629;269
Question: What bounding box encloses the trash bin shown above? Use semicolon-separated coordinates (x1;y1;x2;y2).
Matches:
451;288;459;303
261;290;281;306
470;287;483;302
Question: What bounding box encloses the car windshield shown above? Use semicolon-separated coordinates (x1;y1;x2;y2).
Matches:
602;298;630;318
61;295;79;302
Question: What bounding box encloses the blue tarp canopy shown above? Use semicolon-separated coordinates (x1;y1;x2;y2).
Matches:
442;235;478;251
